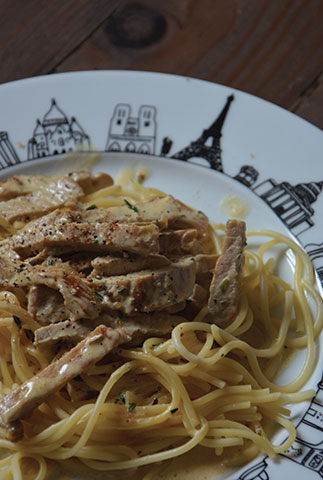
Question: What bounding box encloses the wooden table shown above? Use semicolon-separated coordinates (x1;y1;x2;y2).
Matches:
0;0;322;129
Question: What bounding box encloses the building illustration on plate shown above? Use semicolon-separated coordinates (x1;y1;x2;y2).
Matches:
171;94;234;171
282;373;323;476
236;373;323;479
27;99;90;160
306;242;323;284
105;104;156;155
0;131;20;169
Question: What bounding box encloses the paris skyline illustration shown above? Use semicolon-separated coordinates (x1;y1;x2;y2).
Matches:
0;95;322;284
0;95;322;478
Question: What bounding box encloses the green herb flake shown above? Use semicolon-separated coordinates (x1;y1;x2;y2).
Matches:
124;199;138;213
86;204;97;210
13;315;22;329
47;258;54;266
157;385;162;392
169;361;178;365
118;310;124;319
177;214;186;220
170;408;178;414
117;287;126;294
94;292;104;301
128;402;136;412
219;278;229;293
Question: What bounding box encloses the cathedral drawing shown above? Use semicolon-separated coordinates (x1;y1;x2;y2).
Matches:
0;131;20;169
105;104;156;155
27;99;90;160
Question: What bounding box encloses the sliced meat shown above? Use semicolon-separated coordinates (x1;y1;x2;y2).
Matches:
90;253;170;277
34;313;185;347
193;254;218;274
0;171;112;201
188;284;208;311
139;196;208;235
159;229;200;254
35;195;208;234
88;257;196;315
12;222;160;259
69;171;113;194
10;265;101;322
208;220;246;326
34;319;93;345
0;325;130;440
28;285;69;324
0;174;83;223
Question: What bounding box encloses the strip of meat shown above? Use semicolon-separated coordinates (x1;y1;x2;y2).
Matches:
159;229;200;254
0;326;130;440
27;285;70;324
28;195;208;234
10;265;101;322
208;220;246;326
193;254;218;274
188;284;208;311
0;173;86;223
90;253;170;277
69;171;113;194
34;313;185;347
0;171;112;201
88;257;196;315
12;222;160;258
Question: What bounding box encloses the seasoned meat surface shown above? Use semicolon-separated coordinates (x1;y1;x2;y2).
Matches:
10;264;101;322
208;220;246;326
0;326;130;440
88;257;196;315
0;171;112;223
90;253;171;276
12;222;160;258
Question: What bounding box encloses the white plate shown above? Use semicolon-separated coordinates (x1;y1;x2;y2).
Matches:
0;71;322;479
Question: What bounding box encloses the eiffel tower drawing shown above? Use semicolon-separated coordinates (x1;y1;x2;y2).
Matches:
171;94;234;171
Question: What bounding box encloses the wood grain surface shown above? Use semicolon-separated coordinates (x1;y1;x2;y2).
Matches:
0;0;322;128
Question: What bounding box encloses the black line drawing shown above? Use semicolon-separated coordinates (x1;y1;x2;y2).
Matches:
234;165;259;188
236;371;323;479
282;373;323;476
237;459;269;480
170;94;234;171
253;178;323;236
105;104;156;155
0;132;20;170
27;99;90;160
306;242;323;284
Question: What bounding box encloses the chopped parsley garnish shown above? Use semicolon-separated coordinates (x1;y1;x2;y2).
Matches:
13;315;22;328
177;214;186;220
86;204;97;210
117;287;126;294
118;310;124;319
47;258;54;265
124;199;138;213
128;402;136;412
219;278;229;293
197;210;206;216
170;408;178;414
94;291;104;301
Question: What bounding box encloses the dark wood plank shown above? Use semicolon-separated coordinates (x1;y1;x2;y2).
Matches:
56;0;323;113
0;0;122;84
293;76;323;130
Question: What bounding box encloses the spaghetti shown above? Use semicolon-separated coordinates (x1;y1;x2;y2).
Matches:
0;168;321;480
